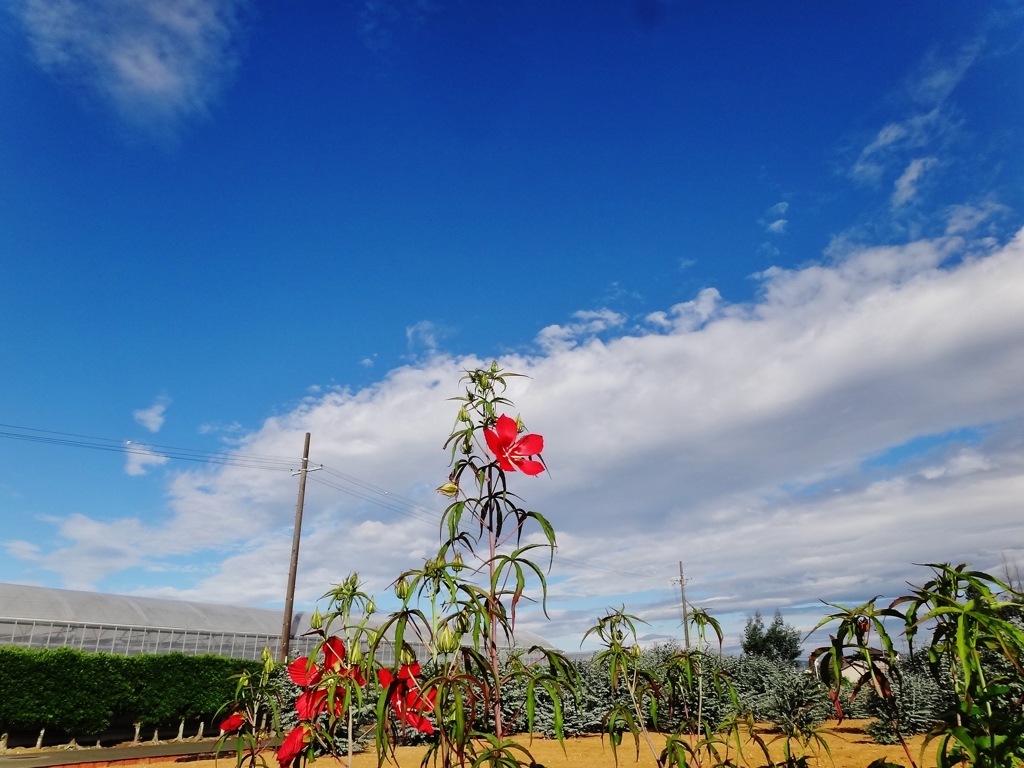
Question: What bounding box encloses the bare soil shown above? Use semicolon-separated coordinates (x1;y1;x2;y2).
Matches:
191;721;937;768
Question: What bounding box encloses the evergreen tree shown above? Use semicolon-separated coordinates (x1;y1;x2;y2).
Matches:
741;609;802;665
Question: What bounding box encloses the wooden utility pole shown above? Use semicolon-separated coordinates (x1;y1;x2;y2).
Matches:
678;560;691;649
279;432;311;662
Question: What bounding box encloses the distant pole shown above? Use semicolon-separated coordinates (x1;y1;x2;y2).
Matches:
679;560;691;650
279;432;311;662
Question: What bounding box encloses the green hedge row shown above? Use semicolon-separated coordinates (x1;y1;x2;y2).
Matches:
0;647;253;736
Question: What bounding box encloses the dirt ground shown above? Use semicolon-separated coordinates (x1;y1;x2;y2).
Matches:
191;721;937;768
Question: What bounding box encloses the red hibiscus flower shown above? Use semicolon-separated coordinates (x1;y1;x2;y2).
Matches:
322;636;345;671
484;414;544;475
276;724;310;768
321;636;366;686
287;656;323;688
295;688;344;720
378;663;435;734
219;712;245;734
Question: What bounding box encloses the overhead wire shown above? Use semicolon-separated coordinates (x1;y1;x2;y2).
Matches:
0;421;660;582
0;422;299;471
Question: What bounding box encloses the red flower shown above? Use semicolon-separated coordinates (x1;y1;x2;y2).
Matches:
220;712;245;733
287;656;323;687
484;415;544;475
378;663;435;734
322;636;346;671
276;725;310;768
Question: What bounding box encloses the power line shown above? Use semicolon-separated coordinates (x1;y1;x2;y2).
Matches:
0;423;298;471
0;420;661;583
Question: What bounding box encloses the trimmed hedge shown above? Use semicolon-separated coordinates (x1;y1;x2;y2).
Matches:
0;647;253;736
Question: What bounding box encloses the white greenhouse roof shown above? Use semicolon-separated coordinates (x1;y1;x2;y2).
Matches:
0;582;557;650
0;582;308;635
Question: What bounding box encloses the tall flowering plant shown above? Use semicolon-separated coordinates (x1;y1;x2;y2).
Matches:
217;648;281;768
341;363;578;767
277;575;376;768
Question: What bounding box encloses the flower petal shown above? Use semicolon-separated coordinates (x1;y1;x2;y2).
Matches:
516;458;545;476
295;689;326;721
496;455;518;472
513;433;543;456
494;414;518;446
287;657;323;687
378;668;395;688
484;427;502;458
276;726;309;768
398;662;421;679
406;711;434;734
322;637;346;671
220;713;244;733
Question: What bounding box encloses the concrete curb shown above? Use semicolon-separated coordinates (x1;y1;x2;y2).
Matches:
0;740;233;768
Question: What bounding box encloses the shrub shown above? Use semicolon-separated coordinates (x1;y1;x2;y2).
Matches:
0;646;252;738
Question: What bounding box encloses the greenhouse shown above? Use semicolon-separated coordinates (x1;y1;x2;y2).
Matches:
0;582;556;662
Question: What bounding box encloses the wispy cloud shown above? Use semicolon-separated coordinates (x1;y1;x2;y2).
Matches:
766;219;787;234
891;157;938;207
133;397;170;432
848;38;980;185
14;0;248;132
406;320;442;352
124;446;170;476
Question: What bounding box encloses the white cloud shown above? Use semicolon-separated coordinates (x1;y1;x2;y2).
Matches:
15;227;1024;650
766;219;787;234
767;202;789;216
125;446;170;476
891;157;938;207
14;0;247;131
945;199;1010;235
848;39;978;184
133;397;170;432
406;320;440;352
535;309;625;353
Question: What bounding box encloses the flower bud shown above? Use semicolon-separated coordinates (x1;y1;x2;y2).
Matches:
399;647;417;666
515;414;524;433
458;406;471;423
436;482;459;497
455;611;471;635
366;598;376;615
394;577;411;600
451;552;465;570
435;626;460;655
348;643;363;664
490;360;499;373
630;644;643;660
309;608;323;630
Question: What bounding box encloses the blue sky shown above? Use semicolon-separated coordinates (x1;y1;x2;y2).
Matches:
2;1;1024;651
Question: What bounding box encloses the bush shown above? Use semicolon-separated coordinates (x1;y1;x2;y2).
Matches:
0;646;253;738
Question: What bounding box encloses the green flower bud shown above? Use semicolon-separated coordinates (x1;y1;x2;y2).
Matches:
348;643;363;664
309;608;323;630
451;552;465;570
399;647;417;666
515;414;524;433
435;626;460;655
436;482;459;497
630;644;643;660
366;598;376;615
455;612;471;635
394;577;411;600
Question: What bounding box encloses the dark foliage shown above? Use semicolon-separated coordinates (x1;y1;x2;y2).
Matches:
741;610;802;665
0;647;251;738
